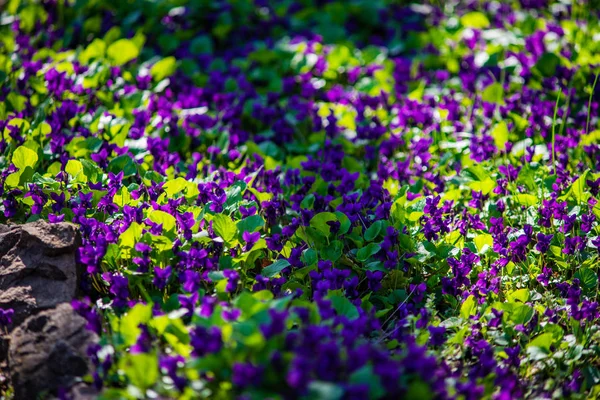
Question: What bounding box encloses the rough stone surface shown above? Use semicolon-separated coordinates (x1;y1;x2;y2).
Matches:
0;220;82;329
8;303;98;400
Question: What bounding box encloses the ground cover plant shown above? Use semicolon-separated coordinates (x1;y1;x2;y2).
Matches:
1;0;600;398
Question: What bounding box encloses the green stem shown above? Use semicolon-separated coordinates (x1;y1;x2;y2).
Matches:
586;71;600;135
551;91;560;175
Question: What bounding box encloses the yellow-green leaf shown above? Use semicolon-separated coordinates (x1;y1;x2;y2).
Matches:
80;38;106;64
527;333;553;351
474;233;493;253
148;209;177;233
481;82;504;105
460;295;477;319
107;39;140;65
491;121;509;151
514;194;538;206
211;214;237;245
507;288;530;303
118;222;143;249
467;177;496;195
12;146;38;171
460;12;490;29
150;56;177;81
65;159;86;182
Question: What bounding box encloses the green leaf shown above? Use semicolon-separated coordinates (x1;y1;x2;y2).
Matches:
224;180;247;209
481;82;504;105
119;303;152;345
207;271;225;281
307;381;344;400
236;215;265;235
80;38;106;64
334;211;351;235
108;155;137;177
310;212;338;236
460;295;477;319
406;382;434;400
513;194;538;206
408;80;426;101
574;267;598;293
118;222;143;249
65;159;86;182
158;34;179;53
107;39;140;65
322;240;343;262
5;172;21;188
150;56;177;82
510;112;529;131
460;11;490;29
262;259;291;278
12;146;38;171
7;93;26;112
569;170;591;203
301;194;315;209
526;345;549;361
234;292;260;316
527;333;554;352
302;248;318;266
151;235;172;253
190;36;213;55
463;166;496;194
491;121;509;151
364;221;384;242
253;290;274;302
463;165;489;181
504;303;534;325
543;323;564;342
211;214;237;246
328;294;359;320
163;178;189;197
152;316;191;356
473;233;493;254
356;243;381;262
507;288;530;303
81;160;102;182
349;365;385;399
583;366;600;388
148;209;177;234
535;53;560;77
122;353;158;390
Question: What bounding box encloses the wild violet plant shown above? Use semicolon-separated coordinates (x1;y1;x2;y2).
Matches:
1;0;600;399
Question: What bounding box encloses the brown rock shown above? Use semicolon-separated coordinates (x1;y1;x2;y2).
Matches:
8;303;98;400
0;220;82;329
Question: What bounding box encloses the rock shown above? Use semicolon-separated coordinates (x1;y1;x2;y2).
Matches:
8;303;98;400
0;220;82;329
63;382;100;400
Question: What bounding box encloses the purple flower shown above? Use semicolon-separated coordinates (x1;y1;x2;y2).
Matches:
260;309;288;338
130;325;152;354
182;270;201;293
0;308;14;326
231;362;263;388
178;292;199;317
242;231;260;249
102;273;129;307
240;205;257;217
535;233;553;253
134;242;152;253
428;325;446;346
223;269;239;293
190;326;222;357
153;266;172;290
48;213;65;223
